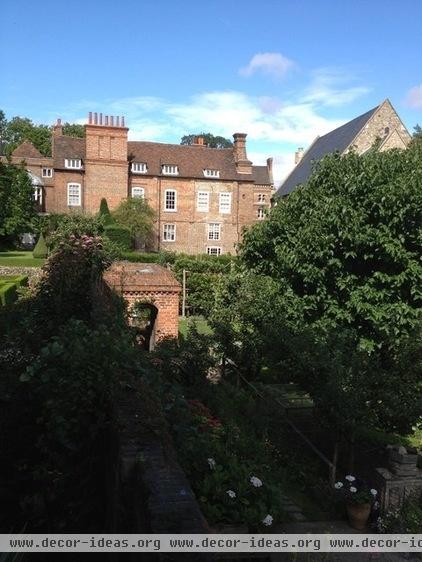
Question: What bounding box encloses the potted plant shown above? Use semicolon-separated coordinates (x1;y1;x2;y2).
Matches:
334;475;378;530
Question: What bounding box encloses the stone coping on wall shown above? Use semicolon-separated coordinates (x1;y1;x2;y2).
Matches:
103;261;181;294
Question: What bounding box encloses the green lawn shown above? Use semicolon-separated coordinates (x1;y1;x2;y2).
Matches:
179;315;213;338
0;251;45;268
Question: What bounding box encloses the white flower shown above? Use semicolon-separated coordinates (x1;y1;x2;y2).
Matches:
207;458;216;469
370;489;378;496
350;486;357;493
250;476;263;487
226;490;236;499
345;475;356;482
334;482;343;489
262;514;273;526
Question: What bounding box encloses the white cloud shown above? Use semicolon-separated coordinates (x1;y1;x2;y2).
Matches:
405;85;422;109
301;67;371;107
239;52;294;80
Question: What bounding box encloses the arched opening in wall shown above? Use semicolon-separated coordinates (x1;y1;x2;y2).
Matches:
130;301;158;351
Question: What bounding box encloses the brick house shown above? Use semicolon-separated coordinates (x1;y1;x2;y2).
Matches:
6;113;274;255
277;99;412;196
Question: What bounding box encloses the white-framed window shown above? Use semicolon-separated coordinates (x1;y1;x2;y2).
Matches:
203;169;220;178
131;162;147;174
164;189;177;211
65;158;82;169
42;167;53;178
219;192;232;214
163;223;176;242
257;208;265;220
197;191;210;212
162;164;179;176
257;193;266;203
131;187;145;198
67;182;81;206
34;186;42;204
207;246;222;256
207;223;220;241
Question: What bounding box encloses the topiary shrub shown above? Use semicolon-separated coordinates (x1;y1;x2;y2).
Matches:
99;198;113;225
33;232;48;258
0;282;18;306
104;224;132;251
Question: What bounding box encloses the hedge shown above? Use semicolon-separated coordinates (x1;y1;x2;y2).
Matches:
0;275;28;306
104;225;132;250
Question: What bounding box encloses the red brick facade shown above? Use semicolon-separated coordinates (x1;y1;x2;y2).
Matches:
5;113;274;255
103;262;181;348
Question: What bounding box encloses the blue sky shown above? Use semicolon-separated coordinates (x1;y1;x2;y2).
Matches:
2;0;422;182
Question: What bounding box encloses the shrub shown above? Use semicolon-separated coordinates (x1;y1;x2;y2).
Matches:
99;198;113;225
0;282;17;306
32;232;48;258
104;224;132;250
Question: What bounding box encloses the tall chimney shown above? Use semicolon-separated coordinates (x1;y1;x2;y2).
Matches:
266;157;274;185
53;118;63;136
233;133;252;174
295;147;304;165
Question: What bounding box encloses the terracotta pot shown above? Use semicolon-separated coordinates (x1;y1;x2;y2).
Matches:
346;502;371;530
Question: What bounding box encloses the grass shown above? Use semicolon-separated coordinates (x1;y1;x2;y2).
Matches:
179;315;213;338
0;251;45;268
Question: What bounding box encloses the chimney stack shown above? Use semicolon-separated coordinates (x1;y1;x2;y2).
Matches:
193;135;205;146
266;157;274;185
233;133;252;174
53;118;63;136
295;147;304;165
86;113;127;128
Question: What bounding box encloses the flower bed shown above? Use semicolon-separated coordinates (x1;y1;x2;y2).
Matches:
165;393;288;529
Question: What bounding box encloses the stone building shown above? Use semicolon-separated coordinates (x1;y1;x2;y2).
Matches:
277;99;412;196
5;113;274;255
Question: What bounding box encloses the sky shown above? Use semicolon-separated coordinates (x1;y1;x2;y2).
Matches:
1;0;422;183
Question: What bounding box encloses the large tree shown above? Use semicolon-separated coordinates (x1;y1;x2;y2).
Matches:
180;132;232;148
112;197;155;249
240;144;422;352
0;111;85;157
0;161;36;240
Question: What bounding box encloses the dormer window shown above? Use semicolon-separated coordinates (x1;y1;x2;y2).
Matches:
131;162;147;174
42;167;53;178
203;169;220;178
65;158;82;169
162;164;179;176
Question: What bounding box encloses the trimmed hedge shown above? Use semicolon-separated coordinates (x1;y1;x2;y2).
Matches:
0;275;29;306
33;233;48;258
104;225;132;250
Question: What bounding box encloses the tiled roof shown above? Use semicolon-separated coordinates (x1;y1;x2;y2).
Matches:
128;141;245;181
11;140;44;159
50;135;272;185
53;136;85;168
252;165;272;185
277;104;380;196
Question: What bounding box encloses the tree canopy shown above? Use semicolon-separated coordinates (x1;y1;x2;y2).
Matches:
0;161;36;240
0;110;85;157
112;197;155;249
180;132;232;148
240;144;422;352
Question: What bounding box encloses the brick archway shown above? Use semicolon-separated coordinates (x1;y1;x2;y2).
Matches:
103;262;181;348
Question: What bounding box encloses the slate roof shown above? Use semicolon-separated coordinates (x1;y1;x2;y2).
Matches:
11;140;44;159
277;104;380;196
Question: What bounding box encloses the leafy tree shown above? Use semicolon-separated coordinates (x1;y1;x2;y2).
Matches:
413;124;422;138
4;116;51;156
240;144;422;352
62;122;85;138
0;161;36;240
112;197;155;249
0;110;85;157
180;132;233;148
